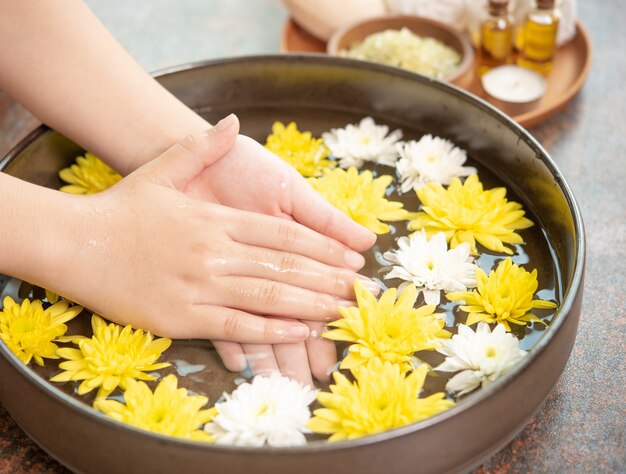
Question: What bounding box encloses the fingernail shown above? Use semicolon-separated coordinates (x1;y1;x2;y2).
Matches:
337;299;355;308
286;324;309;339
214;114;237;132
357;277;381;295
344;250;365;270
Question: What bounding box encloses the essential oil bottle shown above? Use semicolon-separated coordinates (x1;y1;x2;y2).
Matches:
517;0;560;74
480;0;514;67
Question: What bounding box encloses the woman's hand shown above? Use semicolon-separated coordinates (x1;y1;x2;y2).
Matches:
181;125;378;384
0;2;377;385
184;133;376;252
39;116;375;375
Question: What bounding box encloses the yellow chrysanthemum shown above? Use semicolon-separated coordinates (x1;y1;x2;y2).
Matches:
94;374;214;442
45;289;60;304
408;174;534;254
265;121;335;177
44;289;77;307
308;358;454;441
51;315;171;399
324;280;450;371
59;152;122;194
447;258;558;331
0;297;82;366
308;167;414;234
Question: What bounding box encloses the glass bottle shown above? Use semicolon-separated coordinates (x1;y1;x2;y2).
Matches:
517;0;560;74
480;0;514;67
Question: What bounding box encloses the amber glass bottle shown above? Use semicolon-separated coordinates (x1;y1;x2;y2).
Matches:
517;0;560;74
480;0;514;67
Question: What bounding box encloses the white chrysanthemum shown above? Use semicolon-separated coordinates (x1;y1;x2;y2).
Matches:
383;231;477;306
435;322;528;396
322;117;403;168
396;134;476;193
204;372;318;447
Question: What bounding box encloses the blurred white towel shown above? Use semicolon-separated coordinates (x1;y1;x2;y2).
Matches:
384;0;577;46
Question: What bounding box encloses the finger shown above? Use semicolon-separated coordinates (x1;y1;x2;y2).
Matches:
287;176;377;253
216;276;354;322
227;243;380;300
157;304;310;343
227;211;366;271
273;340;313;387
135;114;240;190
212;340;247;372
241;344;279;376
305;321;337;383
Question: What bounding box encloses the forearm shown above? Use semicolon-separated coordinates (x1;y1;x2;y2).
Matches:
0;1;208;175
0;173;85;290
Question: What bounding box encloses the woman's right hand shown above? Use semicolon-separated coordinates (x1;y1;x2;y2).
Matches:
37;117;376;351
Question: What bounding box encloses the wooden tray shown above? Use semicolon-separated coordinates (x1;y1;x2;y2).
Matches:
281;19;592;128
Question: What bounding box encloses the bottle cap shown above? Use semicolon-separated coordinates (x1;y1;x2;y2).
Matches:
536;0;555;8
487;0;510;16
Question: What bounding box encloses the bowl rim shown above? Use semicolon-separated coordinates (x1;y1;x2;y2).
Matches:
0;54;585;456
326;14;475;83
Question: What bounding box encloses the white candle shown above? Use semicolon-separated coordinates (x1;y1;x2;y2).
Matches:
481;65;547;103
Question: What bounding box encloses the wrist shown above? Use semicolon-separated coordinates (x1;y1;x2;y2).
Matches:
0;174;96;296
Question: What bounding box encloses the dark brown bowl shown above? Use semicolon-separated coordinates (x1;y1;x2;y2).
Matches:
327;15;475;85
0;55;584;474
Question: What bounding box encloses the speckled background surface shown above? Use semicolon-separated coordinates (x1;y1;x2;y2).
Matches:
0;1;624;473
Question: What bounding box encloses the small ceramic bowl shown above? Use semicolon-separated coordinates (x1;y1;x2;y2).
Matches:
327;15;474;85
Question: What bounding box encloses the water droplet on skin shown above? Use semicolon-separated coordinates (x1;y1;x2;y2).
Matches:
245;352;274;362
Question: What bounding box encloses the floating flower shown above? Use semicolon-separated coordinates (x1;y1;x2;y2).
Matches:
94;374;213;442
204;372;318;447
396;135;476;193
408;174;534;255
44;289;75;306
45;289;60;304
308;167;413;234
383;231;477;306
308;358;454;441
59;152;121;194
0;297;82;366
435;323;528;396
322;117;403;168
51;315;171;399
447;258;558;331
324;280;450;371
265;121;335;177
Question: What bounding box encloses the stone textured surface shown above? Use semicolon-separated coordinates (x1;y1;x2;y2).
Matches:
0;0;624;472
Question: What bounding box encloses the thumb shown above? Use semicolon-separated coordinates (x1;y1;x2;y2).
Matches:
135;114;239;190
